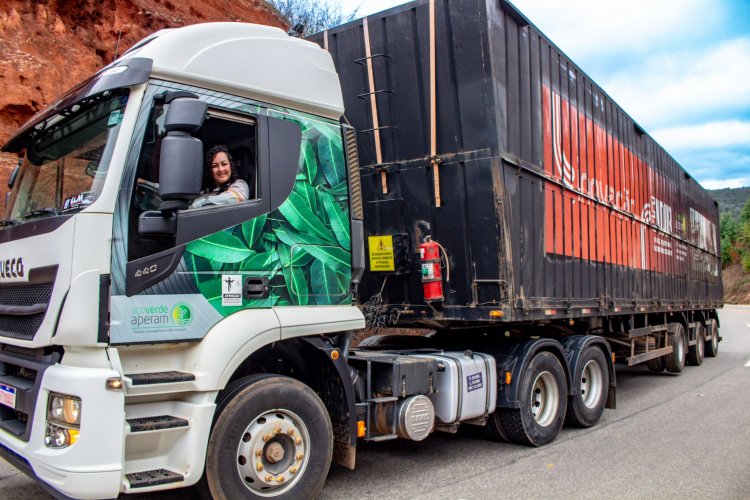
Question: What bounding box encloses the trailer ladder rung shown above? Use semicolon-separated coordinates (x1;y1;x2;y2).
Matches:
126;469;184;488
126;371;195;386
127;415;189;432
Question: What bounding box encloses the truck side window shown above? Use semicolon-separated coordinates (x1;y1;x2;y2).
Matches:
127;104;258;261
191;110;258;206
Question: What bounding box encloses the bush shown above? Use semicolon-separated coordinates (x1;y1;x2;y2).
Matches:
268;0;358;34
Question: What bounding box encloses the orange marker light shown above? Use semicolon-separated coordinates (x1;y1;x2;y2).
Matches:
331;350;340;361
611;353;616;363
489;310;504;318
357;421;366;438
505;371;512;385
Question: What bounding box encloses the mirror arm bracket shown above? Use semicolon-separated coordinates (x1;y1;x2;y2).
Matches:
138;210;177;235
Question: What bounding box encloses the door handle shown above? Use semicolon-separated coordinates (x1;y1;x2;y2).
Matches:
244;276;270;299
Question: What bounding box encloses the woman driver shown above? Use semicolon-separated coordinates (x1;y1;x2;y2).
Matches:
190;145;249;208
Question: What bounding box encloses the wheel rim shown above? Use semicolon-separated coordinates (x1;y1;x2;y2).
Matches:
675;331;684;363
697;328;705;359
236;408;310;496
580;359;603;409
530;371;559;427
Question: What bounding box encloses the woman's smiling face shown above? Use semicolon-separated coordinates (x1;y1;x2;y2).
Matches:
210;151;232;186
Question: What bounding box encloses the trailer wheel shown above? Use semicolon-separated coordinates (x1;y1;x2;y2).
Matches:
494;351;567;446
200;374;333;500
705;318;719;357
565;346;609;427
664;323;686;374
646;356;665;372
687;323;705;366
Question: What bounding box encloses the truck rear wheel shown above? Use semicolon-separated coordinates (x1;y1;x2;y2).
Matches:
646;356;665;372
705;318;719;357
484;411;509;442
200;374;333;500
493;351;567;447
687;323;705;366
664;323;686;373
565;346;609;427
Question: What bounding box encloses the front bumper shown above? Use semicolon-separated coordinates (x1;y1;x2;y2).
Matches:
0;361;125;499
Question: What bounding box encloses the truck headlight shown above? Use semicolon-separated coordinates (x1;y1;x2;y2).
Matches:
45;393;81;449
45;424;80;449
48;393;81;426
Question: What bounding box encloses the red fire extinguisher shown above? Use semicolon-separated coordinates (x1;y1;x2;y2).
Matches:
420;239;444;302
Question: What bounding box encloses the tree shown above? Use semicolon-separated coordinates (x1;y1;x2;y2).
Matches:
268;0;359;35
738;197;750;272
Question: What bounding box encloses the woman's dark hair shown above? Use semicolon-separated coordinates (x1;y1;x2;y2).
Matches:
204;144;239;193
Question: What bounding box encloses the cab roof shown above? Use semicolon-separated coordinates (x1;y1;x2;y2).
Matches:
125;23;344;119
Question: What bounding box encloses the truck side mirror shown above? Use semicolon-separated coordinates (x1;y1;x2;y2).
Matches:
158;97;207;211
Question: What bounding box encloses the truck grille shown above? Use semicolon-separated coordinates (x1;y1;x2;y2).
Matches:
0;267;56;341
0;346;61;442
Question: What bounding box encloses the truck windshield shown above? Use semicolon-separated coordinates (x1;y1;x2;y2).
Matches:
5;89;129;223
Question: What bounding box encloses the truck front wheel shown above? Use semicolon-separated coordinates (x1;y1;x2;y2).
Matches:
492;351;567;447
565;346;609;427
201;374;333;500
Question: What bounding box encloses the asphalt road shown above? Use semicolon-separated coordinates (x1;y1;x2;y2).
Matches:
1;305;749;499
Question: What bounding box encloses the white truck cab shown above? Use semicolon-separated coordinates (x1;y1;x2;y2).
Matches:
0;23;365;499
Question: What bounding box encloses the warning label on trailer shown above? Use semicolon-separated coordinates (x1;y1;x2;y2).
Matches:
368;235;395;272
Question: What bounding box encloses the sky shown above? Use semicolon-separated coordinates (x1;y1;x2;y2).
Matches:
335;0;750;189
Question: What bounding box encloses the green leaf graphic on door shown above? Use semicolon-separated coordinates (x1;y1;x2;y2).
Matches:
184;111;352;315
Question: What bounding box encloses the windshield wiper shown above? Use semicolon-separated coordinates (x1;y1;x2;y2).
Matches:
0;219;19;227
23;208;59;219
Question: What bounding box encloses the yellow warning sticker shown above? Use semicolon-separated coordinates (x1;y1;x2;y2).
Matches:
368;235;395;272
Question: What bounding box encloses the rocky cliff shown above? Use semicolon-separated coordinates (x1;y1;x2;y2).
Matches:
0;0;286;189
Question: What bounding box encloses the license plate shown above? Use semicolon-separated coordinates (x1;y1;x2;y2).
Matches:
0;383;17;409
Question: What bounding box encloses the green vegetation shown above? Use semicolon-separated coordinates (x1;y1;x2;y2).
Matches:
717;191;750;272
268;0;358;34
711;186;750;220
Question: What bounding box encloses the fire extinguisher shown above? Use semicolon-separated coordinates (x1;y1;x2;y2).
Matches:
420;238;444;302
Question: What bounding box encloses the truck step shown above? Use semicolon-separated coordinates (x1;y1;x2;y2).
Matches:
127;415;189;432
127;371;195;386
367;396;398;404
126;469;184;488
367;434;399;442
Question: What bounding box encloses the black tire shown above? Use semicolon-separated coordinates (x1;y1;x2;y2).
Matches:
494;351;567;447
565;346;610;428
646;356;665;372
199;374;333;500
687;323;705;366
664;323;686;374
484;411;510;442
705;318;719;357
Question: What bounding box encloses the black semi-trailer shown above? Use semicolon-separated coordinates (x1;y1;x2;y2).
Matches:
310;0;722;447
312;0;722;325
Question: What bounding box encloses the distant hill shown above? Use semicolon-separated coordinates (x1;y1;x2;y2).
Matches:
709;187;750;218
